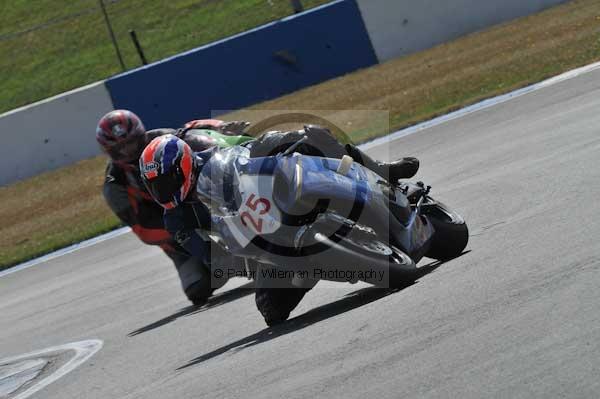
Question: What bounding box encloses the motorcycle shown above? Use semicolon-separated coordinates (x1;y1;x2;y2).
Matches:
194;136;468;289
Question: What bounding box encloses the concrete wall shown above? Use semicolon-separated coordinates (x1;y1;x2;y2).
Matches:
0;82;113;185
357;0;568;62
105;0;377;129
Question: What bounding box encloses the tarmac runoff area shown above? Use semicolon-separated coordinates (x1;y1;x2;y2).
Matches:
2;61;600;398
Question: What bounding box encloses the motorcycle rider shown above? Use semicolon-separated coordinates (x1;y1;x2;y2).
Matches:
139;126;420;325
96;109;249;305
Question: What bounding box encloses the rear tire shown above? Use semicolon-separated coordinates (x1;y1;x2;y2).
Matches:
423;200;469;261
255;285;311;327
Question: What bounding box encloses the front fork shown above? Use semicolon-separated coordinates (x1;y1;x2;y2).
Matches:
385;180;435;262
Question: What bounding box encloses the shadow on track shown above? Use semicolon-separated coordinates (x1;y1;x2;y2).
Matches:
177;258;452;370
128;281;255;337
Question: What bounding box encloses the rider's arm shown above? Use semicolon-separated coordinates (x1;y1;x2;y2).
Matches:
184;119;224;130
163;205;211;264
184;119;250;136
103;162;174;247
103;162;134;226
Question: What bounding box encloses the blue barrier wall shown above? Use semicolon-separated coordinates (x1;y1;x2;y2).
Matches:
105;0;377;129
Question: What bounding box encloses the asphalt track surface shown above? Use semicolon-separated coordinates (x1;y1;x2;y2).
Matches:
2;68;600;399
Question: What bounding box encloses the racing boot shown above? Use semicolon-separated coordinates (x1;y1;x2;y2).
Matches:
173;255;215;306
345;144;419;182
185;279;213;306
186;250;244;306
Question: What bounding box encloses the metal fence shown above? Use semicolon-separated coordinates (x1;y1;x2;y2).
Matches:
0;0;330;114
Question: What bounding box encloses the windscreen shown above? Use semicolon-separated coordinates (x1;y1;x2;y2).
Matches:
195;146;251;214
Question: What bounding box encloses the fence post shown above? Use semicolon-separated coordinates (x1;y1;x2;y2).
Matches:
98;0;126;71
129;30;148;65
290;0;304;13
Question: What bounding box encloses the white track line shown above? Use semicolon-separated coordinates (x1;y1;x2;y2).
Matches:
360;60;600;151
4;59;600;277
0;227;130;278
0;340;103;399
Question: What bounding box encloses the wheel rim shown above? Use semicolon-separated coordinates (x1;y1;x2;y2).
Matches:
390;246;415;267
339;234;393;256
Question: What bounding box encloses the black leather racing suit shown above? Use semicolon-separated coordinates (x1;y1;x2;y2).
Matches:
103;124;234;304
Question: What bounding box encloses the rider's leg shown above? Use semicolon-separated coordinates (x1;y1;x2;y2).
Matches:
167;251;214;306
343;143;420;181
249;126;419;181
301;125;419;180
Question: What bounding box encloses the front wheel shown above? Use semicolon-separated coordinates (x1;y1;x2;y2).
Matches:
422;199;469;261
312;229;419;288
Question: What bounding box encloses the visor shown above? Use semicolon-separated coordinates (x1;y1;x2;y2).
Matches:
144;169;184;205
104;135;146;163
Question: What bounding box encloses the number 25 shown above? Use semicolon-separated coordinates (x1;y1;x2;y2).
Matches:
241;194;271;232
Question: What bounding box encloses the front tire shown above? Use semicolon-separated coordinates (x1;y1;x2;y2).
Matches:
423;200;469;261
313;230;418;289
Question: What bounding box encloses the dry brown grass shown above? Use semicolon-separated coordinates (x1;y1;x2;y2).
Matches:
2;0;600;268
0;156;119;267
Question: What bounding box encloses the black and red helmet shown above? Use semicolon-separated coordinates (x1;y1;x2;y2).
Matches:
96;110;146;164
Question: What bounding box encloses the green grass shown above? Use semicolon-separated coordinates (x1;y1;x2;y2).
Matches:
0;0;330;114
2;0;600;270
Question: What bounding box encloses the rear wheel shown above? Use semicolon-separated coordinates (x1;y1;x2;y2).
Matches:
255;285;311;327
422;199;469;261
